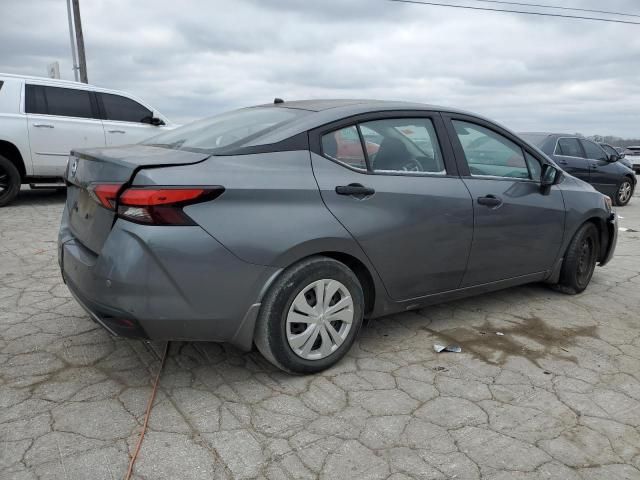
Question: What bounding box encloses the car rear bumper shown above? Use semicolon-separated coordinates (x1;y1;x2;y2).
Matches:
600;212;618;266
58;207;279;350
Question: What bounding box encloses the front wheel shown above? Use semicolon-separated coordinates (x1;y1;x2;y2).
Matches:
254;256;364;374
555;222;600;295
614;178;634;206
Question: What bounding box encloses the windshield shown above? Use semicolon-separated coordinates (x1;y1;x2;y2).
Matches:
144;107;309;153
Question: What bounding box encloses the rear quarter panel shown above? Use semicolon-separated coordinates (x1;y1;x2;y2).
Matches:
132;150;378;271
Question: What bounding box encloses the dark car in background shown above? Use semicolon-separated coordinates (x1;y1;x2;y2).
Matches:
59;100;617;373
520;133;636;206
624;146;640;173
600;143;633;170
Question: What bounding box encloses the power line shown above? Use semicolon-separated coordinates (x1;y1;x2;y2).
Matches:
388;0;640;25
471;0;640;19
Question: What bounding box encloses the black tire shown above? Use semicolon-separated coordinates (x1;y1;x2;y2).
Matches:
555;222;600;295
0;155;21;207
614;178;634;206
254;256;364;374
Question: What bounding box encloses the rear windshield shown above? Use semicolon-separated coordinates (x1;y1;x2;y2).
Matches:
144;107;308;153
518;133;549;147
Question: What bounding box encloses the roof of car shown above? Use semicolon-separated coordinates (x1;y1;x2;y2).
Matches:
258;98;468;114
0;72;99;89
245;98;490;147
519;132;573;138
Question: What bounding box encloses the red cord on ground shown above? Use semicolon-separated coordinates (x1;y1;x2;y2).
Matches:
124;342;170;480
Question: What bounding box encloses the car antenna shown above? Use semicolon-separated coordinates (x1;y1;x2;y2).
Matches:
274;98;284;104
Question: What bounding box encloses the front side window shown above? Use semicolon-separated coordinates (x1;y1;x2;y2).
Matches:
581;140;607;161
556;138;583;158
41;86;94;119
453;121;529;179
601;144;618;157
100;93;152;123
525;152;542;181
321;126;366;170
360;118;445;174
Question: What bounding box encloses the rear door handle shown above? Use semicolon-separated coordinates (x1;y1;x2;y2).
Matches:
477;195;503;207
33;123;54;128
335;184;375;196
108;130;125;134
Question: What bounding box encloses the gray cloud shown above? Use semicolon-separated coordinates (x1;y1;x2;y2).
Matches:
2;0;639;137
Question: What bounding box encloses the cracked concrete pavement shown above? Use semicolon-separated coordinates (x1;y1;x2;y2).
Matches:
1;187;640;480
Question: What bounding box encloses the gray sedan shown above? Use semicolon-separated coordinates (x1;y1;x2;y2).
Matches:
58;99;617;373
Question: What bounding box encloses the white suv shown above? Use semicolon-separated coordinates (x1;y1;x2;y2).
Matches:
0;73;174;206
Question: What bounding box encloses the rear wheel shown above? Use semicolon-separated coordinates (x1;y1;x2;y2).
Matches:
614;178;633;206
254;256;364;374
555;222;600;295
0;155;20;207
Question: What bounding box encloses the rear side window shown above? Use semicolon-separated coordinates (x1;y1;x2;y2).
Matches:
581;140;607;161
453;121;529;179
322;126;366;170
25;85;47;114
360;118;445;174
556;138;583;157
100;93;152;123
26;85;95;119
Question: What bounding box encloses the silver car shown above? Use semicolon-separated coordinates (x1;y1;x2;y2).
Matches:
59;99;617;373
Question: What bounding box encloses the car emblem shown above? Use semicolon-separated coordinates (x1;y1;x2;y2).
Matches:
70;158;78;177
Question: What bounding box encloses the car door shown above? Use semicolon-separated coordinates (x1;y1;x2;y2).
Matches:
25;84;105;177
97;92;167;146
443;115;565;286
310;113;473;301
580;139;618;197
552;137;591;182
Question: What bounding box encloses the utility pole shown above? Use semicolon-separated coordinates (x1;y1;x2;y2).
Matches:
71;0;88;83
66;0;79;81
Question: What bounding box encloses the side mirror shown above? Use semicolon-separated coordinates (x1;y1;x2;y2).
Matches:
150;117;165;126
607;153;619;162
540;164;559;193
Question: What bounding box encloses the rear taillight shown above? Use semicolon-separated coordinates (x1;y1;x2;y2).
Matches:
117;187;224;225
88;183;123;210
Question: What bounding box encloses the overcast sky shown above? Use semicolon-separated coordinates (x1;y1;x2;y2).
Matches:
2;0;639;137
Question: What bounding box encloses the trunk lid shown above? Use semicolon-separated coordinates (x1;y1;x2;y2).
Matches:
65;145;210;254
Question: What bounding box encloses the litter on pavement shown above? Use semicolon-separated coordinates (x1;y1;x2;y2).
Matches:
434;344;462;353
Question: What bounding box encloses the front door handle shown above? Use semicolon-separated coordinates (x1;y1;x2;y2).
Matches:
33;123;54;128
335;183;375;196
477;195;503;207
108;130;126;134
